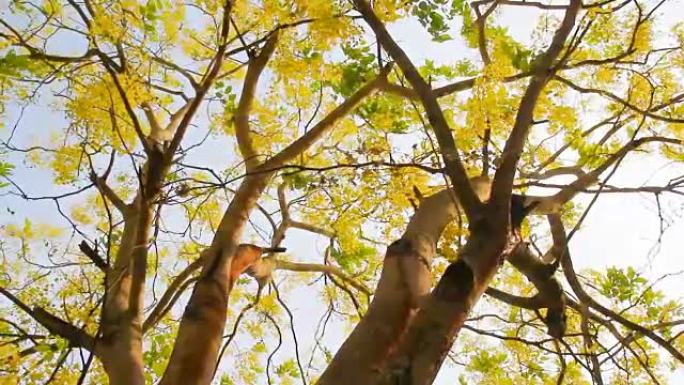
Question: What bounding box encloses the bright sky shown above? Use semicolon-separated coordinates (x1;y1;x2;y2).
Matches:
2;0;684;383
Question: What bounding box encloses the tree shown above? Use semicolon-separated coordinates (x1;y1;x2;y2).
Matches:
1;0;684;384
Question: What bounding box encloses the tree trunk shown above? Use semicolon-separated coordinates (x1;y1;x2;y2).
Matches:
98;197;155;385
318;190;461;385
98;323;145;385
158;65;388;385
376;228;508;385
159;175;270;385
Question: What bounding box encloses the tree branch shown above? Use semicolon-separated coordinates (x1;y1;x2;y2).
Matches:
379;71;532;100
288;220;335;238
0;287;95;351
353;0;483;220
142;259;203;332
485;287;545;309
275;260;371;295
555;75;684;124
472;0;498;65
234;32;280;170
548;214;684;363
259;64;393;170
90;174;129;215
490;0;581;213
534;136;684;213
472;0;573;10
78;241;109;271
506;245;566;338
164;0;234;161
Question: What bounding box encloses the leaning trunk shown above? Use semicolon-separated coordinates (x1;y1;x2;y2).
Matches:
159;175;270;385
160;62;388;385
375;222;509;385
318;190;460;385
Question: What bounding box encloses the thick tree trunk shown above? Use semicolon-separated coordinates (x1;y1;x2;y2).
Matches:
376;228;508;385
318;190;462;385
98;323;146;385
341;0;581;381
97;202;155;385
159;175;270;385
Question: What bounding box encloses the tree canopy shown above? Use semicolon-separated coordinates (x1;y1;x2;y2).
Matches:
1;0;684;384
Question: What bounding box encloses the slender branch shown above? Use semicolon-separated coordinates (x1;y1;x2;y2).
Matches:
78;241;109;271
472;0;498;65
490;0;581;212
548;214;684;363
353;0;482;220
142;260;203;332
485;287;545;309
555;75;684;123
90;174;129;215
101;67;152;153
472;0;572;10
260;64;392;170
15;49;99;64
288;220;335;238
234;32;280;170
534;114;628;173
276;260;371;295
150;55;200;89
379;71;531;99
540;136;683;212
0;287;95;350
165;0;234;160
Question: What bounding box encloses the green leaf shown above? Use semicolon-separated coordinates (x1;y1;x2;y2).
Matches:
0;161;14;177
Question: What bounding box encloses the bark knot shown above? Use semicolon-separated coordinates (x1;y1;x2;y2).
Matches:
434;260;474;302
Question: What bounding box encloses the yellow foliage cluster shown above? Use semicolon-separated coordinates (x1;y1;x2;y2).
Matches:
66;72;151;153
3;218;63;240
461;65;513;146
